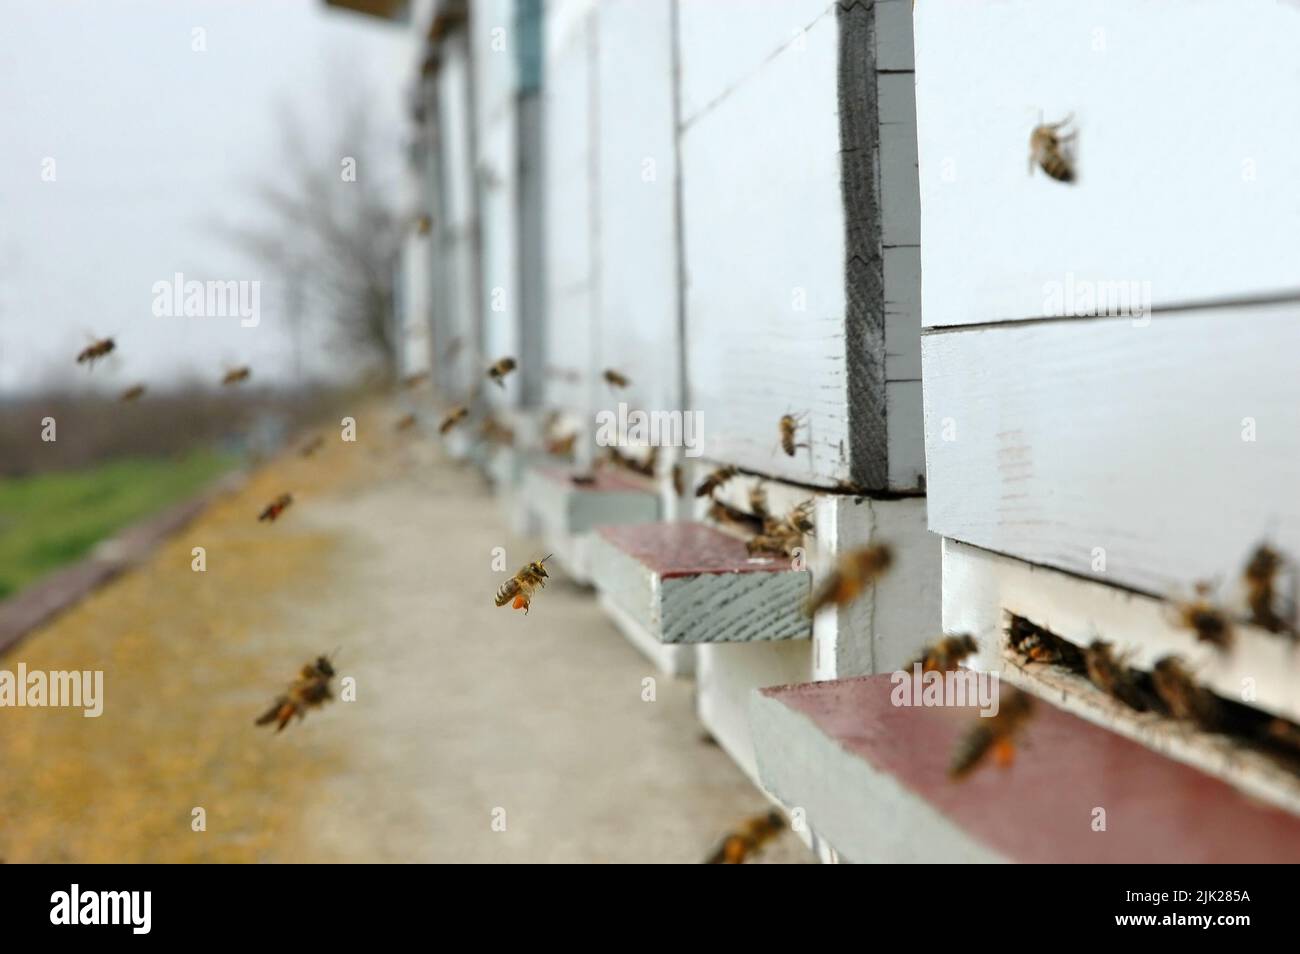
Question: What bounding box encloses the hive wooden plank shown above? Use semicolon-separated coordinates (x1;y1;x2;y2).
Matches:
914;0;1300;327
588;523;812;644
751;673;1300;863
922;304;1300;599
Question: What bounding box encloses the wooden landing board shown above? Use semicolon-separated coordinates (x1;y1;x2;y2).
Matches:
589;523;811;644
751;673;1300;863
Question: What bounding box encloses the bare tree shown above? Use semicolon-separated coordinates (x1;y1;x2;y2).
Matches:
222;93;404;380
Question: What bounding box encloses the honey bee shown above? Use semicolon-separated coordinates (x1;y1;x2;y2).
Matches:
1243;544;1294;635
704;810;786;864
1005;615;1087;673
221;366;251;386
495;556;552;614
694;465;738;498
603;369;631;389
749;486;770;521
415;214;433;236
908;633;978;673
395;413;418;432
672;464;684;497
1172;582;1233;649
1029;112;1076;183
480;416;515;446
1083;640;1159;712
784;500;815;537
709;499;764;534
949;686;1036;780
1151;656;1225;732
255;655;336;732
76;336;115;367
486;357;517;388
746;532;799;558
299;434;325;457
545;432;577;458
258;492;293;523
778;413;808;457
571;473;597;487
119;384;146;402
807;544;893;615
439;405;469;434
402;370;430;389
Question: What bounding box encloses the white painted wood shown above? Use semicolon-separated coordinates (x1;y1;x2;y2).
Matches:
699;641;813;787
598;593;696;677
594;0;682;424
679;3;925;489
923;305;1300;599
914;0;1300;327
748;684;1005;863
542;4;599;421
944;539;1300;814
676;0;835;125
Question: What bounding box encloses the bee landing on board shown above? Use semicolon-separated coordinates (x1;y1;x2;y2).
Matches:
807;544;893;615
439;405;469;435
908;634;978;674
704;810;786;864
1243;544;1296;636
1029;112;1076;183
258;492;293;523
778;412;808;457
76;336;116;368
255;656;336;732
694;465;738;498
495;556;552;614
221;366;251;386
949;686;1036;780
1169;582;1234;649
119;384;146;403
486;356;517;388
1005;615;1087;674
603;369;631;389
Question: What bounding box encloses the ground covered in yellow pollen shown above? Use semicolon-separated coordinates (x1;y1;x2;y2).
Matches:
0;405;809;863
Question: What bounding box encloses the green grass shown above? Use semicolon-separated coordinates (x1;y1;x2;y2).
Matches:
0;451;237;599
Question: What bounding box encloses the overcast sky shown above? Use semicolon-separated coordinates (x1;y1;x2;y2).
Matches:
0;0;413;396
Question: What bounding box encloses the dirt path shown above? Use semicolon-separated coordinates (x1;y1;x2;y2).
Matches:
0;412;809;863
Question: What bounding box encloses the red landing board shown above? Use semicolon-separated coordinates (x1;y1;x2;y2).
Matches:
596;522;789;581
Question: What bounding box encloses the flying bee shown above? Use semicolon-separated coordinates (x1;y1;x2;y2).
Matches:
76;336;115;367
415;214;433;235
949;686;1036;780
778;413;808;457
221;366;251;386
1151;655;1225;732
395;413;418;432
258;492;293;523
545;432;577;458
439;405;469;435
1083;640;1159;712
495;555;552;614
119;383;146;402
704;810;786;865
571;473;597;487
1243;544;1294;635
1171;582;1233;649
299;434;325;457
486;356;517;388
603;369;631;389
807;544;893;615
784;500;815;537
480;416;515;446
694;465;738;498
402;370;431;389
709;499;764;534
255;655;336;732
1029;112;1076;183
909;633;978;673
672;464;684;497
